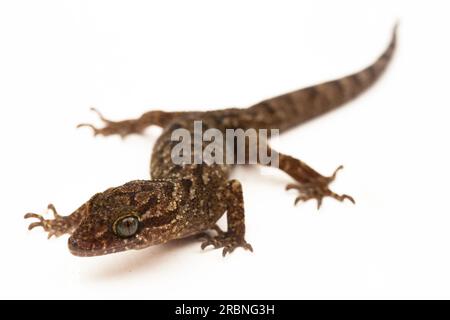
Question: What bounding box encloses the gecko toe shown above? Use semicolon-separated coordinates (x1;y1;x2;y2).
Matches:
243;242;253;252
287;182;354;209
286;183;301;191
78;108;143;138
25;212;46;230
200;233;252;256
328;165;344;182
316;197;323;209
328;191;356;205
201;239;217;250
342;194;355;204
28;221;44;230
24;213;44;221
294;195;309;206
77;109;112;136
76;123;102;136
25;206;73;238
222;246;234;257
200;241;210;250
47;203;61;218
222;241;253;257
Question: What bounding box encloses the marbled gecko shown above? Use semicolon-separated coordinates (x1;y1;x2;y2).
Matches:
25;26;397;257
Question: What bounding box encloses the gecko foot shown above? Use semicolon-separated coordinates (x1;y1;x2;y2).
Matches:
286;165;355;209
77;107;144;138
200;227;253;257
24;204;74;238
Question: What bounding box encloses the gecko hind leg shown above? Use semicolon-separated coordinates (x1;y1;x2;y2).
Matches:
77;107;180;138
200;180;253;256
267;148;355;209
24;203;88;238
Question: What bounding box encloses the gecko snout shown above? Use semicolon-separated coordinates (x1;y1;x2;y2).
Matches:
68;237;93;256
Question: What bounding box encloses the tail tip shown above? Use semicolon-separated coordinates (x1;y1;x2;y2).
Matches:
393;20;400;34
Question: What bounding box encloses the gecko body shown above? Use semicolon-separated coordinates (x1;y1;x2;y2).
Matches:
25;26;397;257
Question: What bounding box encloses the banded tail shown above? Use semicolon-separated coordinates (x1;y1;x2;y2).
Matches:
243;24;397;132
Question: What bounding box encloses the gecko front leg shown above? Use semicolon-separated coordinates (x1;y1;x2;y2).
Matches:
77;108;183;138
201;180;253;256
25;203;88;238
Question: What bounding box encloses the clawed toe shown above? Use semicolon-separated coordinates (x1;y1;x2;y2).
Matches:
286;180;355;209
24;213;45;230
24;212;45;230
77;108;108;135
293;193;324;209
24;203;61;230
333;193;355;204
77;108;141;138
329;165;344;182
221;241;253;257
76;123;101;136
27;221;44;230
24;213;43;221
200;239;216;250
24;204;71;238
200;232;253;257
89;107;111;123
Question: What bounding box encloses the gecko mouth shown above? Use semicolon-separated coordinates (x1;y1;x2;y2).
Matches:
68;237;127;257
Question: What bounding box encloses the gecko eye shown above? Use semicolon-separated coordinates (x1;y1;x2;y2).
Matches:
114;215;139;238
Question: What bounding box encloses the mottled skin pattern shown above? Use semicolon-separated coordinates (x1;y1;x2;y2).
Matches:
25;26;397;257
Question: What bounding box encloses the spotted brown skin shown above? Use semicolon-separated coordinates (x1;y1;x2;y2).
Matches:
25;26;397;257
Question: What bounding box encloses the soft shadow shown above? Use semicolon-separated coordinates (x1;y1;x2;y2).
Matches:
83;236;198;281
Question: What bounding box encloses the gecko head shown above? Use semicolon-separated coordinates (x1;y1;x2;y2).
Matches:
68;180;180;257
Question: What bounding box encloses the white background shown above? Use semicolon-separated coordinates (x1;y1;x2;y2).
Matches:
1;0;449;299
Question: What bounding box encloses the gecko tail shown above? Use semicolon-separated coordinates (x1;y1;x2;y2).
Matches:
244;24;398;132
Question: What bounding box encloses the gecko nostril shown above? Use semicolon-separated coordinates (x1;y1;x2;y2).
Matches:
68;237;93;251
68;237;78;247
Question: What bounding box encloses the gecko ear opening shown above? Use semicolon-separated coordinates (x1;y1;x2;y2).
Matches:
113;215;140;238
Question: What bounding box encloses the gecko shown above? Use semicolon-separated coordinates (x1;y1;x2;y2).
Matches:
25;26;397;257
